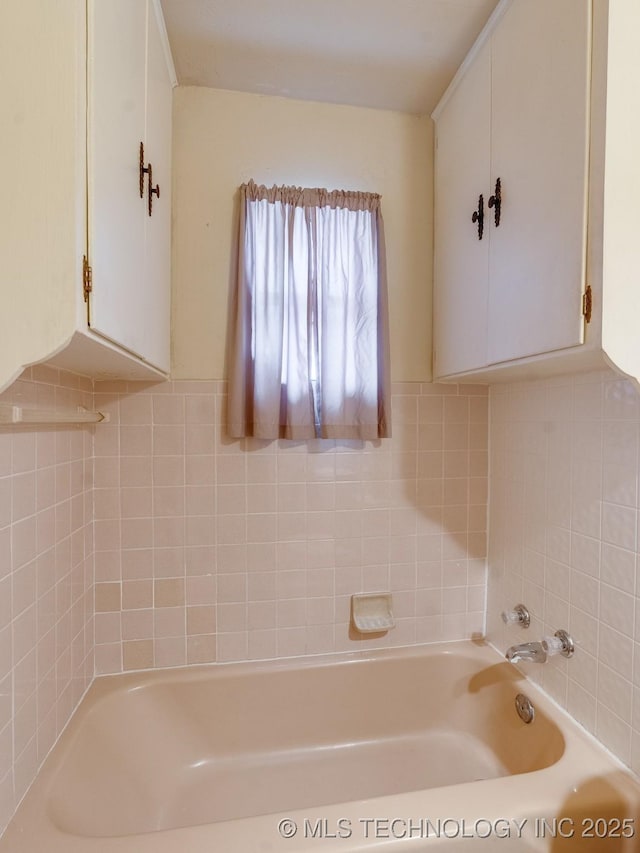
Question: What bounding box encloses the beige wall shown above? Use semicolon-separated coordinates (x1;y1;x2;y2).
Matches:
171;86;433;382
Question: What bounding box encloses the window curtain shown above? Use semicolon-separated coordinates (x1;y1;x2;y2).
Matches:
227;180;391;440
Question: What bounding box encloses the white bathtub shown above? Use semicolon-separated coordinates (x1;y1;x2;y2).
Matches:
2;640;639;851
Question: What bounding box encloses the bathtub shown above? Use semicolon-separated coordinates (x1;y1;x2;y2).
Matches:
2;640;639;851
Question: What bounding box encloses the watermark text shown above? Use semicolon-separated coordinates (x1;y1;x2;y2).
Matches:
276;816;636;841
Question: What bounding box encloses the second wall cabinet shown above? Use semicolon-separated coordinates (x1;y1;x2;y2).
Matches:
433;0;640;388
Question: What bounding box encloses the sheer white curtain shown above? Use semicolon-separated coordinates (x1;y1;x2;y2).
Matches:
227;180;391;440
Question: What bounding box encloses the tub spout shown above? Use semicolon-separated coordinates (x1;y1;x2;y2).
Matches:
506;630;575;664
505;642;547;664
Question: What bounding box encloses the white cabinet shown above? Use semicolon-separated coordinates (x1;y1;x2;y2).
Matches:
0;0;175;391
141;3;173;370
433;0;640;387
487;0;590;366
88;0;172;372
433;39;491;377
87;0;147;362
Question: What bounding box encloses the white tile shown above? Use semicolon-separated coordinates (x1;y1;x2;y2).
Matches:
542;660;568;708
596;704;631;765
544;558;571;601
570;570;599;618
570;533;600;578
573;380;602;422
599;624;633;680
570;648;597;694
632;643;640;688
603;420;638;468
567;679;596;733
600;543;635;593
599;584;634;637
569;606;598;657
597;664;632;723
570;469;602;539
603;461;637;508
546;526;571;566
633;687;640;733
603;379;640;421
601;502;637;551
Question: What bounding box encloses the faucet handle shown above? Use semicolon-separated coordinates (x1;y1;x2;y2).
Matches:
542;629;575;658
501;604;530;628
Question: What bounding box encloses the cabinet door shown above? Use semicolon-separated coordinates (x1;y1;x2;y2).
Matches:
433;39;491;378
87;0;148;361
487;0;591;365
141;0;173;373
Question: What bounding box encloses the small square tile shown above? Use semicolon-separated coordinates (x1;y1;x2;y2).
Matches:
123;640;153;671
154;578;185;608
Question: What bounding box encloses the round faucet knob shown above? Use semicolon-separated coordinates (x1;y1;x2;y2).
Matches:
501;604;530;628
542;629;575;658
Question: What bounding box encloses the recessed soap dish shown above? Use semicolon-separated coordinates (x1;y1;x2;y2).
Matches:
351;592;395;634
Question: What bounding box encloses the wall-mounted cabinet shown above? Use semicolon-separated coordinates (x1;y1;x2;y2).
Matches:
432;37;491;378
433;0;640;387
0;0;175;391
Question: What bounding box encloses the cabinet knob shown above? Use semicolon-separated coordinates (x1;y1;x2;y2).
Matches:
139;142;149;199
488;177;502;227
146;163;160;217
471;194;484;240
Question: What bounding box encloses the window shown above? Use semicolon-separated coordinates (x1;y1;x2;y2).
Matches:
227;180;391;440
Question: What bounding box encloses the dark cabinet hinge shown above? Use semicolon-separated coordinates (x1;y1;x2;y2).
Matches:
83;255;93;303
582;285;592;324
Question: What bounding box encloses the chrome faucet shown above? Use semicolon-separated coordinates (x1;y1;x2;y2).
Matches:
505;641;548;664
505;630;575;664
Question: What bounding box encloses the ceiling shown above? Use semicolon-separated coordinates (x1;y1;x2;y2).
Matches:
159;0;499;115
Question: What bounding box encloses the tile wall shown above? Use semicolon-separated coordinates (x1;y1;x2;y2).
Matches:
487;369;640;773
0;370;489;837
93;380;488;673
0;367;94;835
